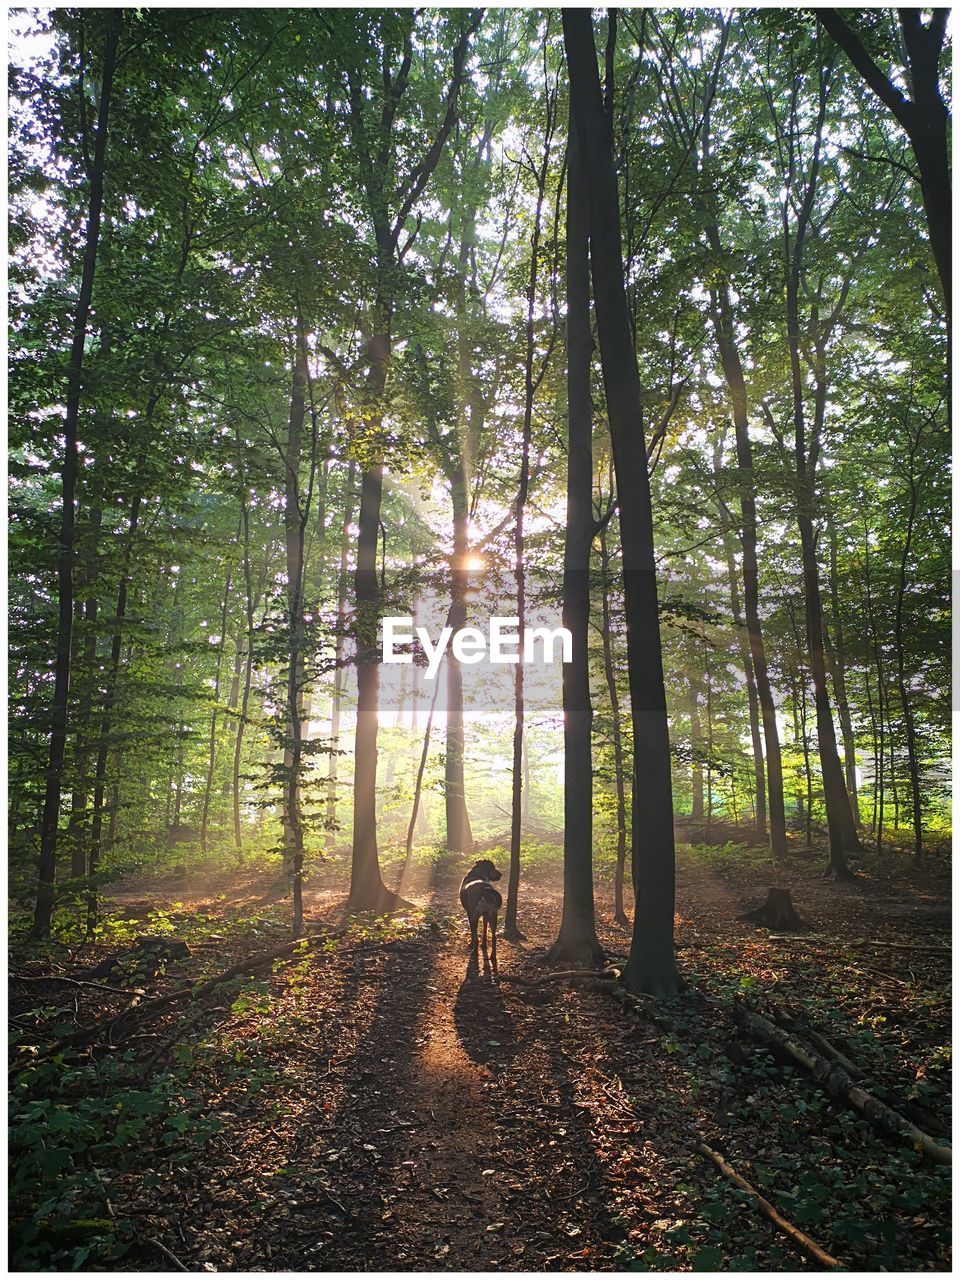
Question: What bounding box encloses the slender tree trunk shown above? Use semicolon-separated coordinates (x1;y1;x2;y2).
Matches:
33;12;121;938
348;333;398;912
445;475;473;851
221;639;243;798
827;518;860;825
505;88;553;942
233;492;256;859
86;494;141;935
326;461;356;849
598;528;628;926
704;267;785;855
403;668;443;879
690;681;704;822
200;567;233;853
705;646;714;830
565;10;679;995
548;104;603;967
721;531;765;836
788;337;858;876
892;471;924;864
68;508;103;879
284;321;309;936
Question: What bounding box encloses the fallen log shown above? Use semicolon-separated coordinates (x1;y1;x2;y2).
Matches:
738;1007;951;1165
694;1141;841;1269
771;1007;859;1078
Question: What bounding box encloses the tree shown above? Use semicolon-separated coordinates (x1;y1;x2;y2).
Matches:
815;8;951;318
564;9;680;997
547;102;604;968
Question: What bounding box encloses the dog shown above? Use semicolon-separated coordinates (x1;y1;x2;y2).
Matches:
460;859;503;976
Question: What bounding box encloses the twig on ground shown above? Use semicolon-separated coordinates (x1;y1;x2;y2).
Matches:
11;972;144;998
695;1141;841;1269
144;1237;188;1271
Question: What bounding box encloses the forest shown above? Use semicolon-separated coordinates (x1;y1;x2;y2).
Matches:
8;5;951;1272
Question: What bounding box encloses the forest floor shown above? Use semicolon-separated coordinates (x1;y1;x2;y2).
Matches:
10;837;952;1272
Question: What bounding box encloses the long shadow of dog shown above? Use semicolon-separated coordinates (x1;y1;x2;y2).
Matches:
453;952;517;1071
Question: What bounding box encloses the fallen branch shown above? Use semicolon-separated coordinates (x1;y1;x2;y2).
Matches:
139;1003;228;1077
27;929;346;1062
852;939;949;956
11;971;144;998
144;1237;188;1272
694;1141;841;1269
738;1008;951;1165
499;966;620;988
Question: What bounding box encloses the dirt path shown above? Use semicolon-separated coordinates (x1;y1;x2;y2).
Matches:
100;848;950;1272
208;914;627;1271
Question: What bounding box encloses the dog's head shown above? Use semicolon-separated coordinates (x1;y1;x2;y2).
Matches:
467;858;502;883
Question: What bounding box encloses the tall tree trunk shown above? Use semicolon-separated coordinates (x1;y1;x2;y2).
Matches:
68;507;103;879
326;462;356;850
345;13;476;913
86;494;141;935
892;467;924;865
504;84;554;942
827;517;860;825
704;646;714;829
782;79;859;877
403;669;443;880
721;530;765;837
445;472;473;851
547;104;603;967
33;11;122;938
221;639;243;798
598;526;629;927
690;682;704;822
701;134;786;851
348;335;398;912
200;566;233;853
564;10;679;995
233;492;256;859
284;321;309;936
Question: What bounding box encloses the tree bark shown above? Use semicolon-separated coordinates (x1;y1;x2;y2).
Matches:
564;10;679;996
705;279;786;855
721;529;765;837
781;71;859;878
67;506;103;879
505;77;554;942
33;11;122;938
326;461;356;850
200;566;233;853
547;104;604;968
86;494;141;935
445;471;473;851
892;454;925;865
598;525;629;927
827;515;860;825
284;320;309;935
233;491;256;859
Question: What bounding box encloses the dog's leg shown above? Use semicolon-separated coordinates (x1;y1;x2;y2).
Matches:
490;912;498;977
469;912;479;953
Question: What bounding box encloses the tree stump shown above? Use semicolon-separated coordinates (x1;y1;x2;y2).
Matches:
742;887;806;931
